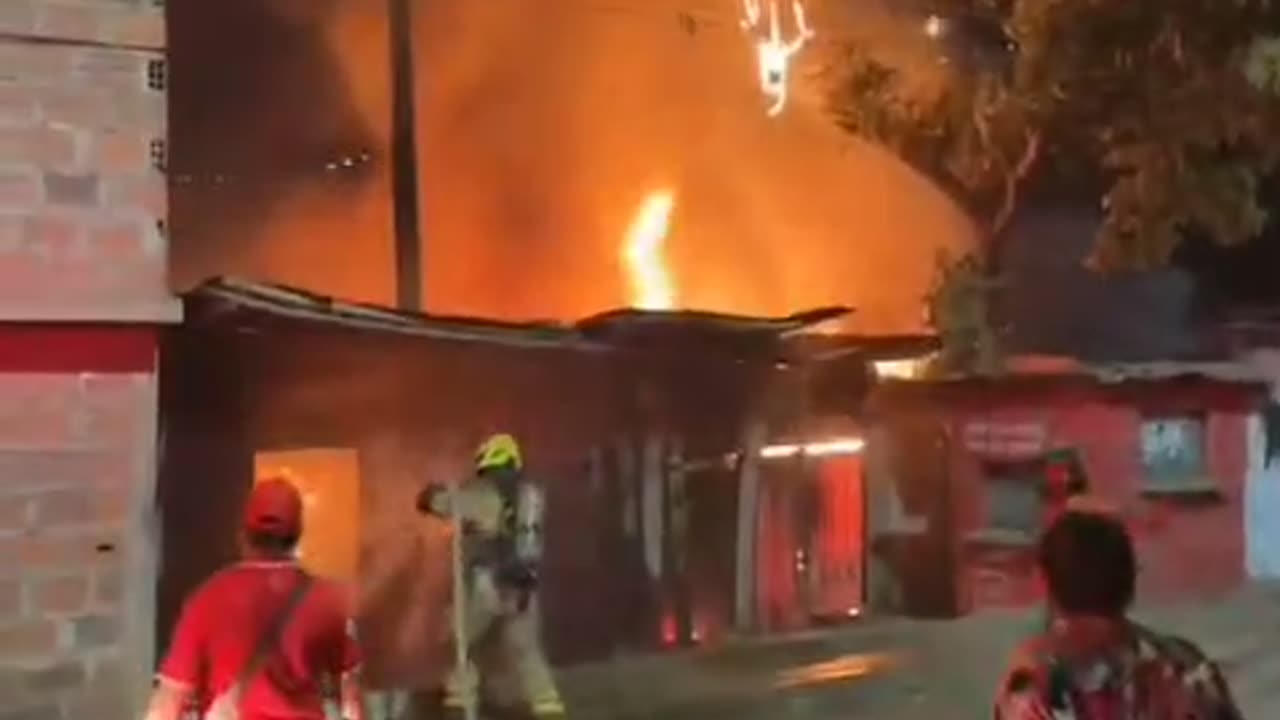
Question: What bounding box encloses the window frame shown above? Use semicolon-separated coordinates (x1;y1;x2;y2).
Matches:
1137;412;1219;498
970;458;1044;546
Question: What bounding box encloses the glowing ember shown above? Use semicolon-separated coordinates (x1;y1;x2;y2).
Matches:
623;189;677;310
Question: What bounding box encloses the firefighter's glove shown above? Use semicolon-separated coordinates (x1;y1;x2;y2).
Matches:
415;485;445;516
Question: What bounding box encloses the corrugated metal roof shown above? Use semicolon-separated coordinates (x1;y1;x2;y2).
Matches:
184;278;934;361
187;277;601;351
574;306;851;340
910;355;1273;386
780;333;938;361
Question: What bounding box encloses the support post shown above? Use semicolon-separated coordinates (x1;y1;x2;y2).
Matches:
388;0;424;311
734;422;766;632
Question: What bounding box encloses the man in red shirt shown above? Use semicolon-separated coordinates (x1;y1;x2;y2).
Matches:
144;478;365;720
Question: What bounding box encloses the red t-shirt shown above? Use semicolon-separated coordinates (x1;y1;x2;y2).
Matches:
159;561;360;720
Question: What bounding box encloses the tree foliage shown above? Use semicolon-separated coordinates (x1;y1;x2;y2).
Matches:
825;0;1280;272
924;249;1003;375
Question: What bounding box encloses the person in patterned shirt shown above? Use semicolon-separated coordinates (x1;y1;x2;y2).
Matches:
995;510;1244;720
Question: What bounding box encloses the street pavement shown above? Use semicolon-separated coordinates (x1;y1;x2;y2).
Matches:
558;583;1280;719
371;584;1280;718
557;615;1022;719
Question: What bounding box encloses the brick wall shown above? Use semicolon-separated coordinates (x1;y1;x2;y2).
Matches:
1;1;174;719
1;0;173;320
0;372;157;720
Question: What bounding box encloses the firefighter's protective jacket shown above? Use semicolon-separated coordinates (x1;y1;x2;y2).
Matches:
418;471;545;590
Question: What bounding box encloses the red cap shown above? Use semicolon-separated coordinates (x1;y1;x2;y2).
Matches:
245;478;302;536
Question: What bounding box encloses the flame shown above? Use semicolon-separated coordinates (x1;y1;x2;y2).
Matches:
623;189;678;310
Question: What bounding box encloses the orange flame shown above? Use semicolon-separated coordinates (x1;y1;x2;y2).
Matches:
623;189;677;310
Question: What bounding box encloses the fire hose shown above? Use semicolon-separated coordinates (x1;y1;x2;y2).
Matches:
448;477;479;720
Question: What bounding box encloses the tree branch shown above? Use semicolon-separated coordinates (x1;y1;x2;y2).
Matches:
989;129;1042;239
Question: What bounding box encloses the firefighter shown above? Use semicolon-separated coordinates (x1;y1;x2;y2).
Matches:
415;433;566;718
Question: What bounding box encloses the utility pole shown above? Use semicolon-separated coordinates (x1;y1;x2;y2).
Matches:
388;0;424;311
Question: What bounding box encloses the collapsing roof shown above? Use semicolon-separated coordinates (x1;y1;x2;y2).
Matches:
183;277;937;361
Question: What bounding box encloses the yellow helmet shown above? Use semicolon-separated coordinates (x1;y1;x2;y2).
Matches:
475;433;522;472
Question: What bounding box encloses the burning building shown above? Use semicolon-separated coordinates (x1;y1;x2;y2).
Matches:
156;275;933;691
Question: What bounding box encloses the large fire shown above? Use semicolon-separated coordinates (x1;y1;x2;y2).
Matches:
177;0;980;330
623;190;678;311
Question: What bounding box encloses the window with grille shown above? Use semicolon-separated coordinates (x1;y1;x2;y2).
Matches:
981;461;1042;538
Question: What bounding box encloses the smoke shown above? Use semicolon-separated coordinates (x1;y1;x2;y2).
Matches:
171;0;975;333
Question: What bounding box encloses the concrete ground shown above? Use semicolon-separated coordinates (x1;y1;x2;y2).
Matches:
554;583;1280;719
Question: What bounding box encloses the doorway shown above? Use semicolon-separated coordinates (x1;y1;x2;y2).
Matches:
757;451;867;631
808;454;866;620
254;448;362;584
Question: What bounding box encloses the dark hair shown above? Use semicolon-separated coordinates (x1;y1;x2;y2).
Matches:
246;530;300;555
1038;510;1136;616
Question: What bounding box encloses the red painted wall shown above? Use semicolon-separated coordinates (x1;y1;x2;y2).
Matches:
905;384;1254;614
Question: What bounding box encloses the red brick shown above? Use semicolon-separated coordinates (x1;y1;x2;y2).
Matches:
0;1;36;35
41;88;108;128
32;490;93;529
23;660;85;692
87;218;144;258
0;620;59;658
15;535;99;569
0;376;76;446
0;214;20;253
72;613;117;649
0;86;40;126
33;574;88;615
9;125;79;167
22;214;83;260
0;44;70;85
0;496;31;533
108;10;164;49
43;172;99;207
91;570;119;610
64;685;129;720
0;255;45;304
36;3;104;43
91;131;149;174
0;450;126;495
71;50;144;93
87;654;125;690
0;579;20;619
109;92;165;132
104;174;163;215
0;170;41;211
8;529;123;572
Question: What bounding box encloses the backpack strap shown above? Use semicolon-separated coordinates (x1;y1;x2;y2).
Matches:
223;570;314;709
